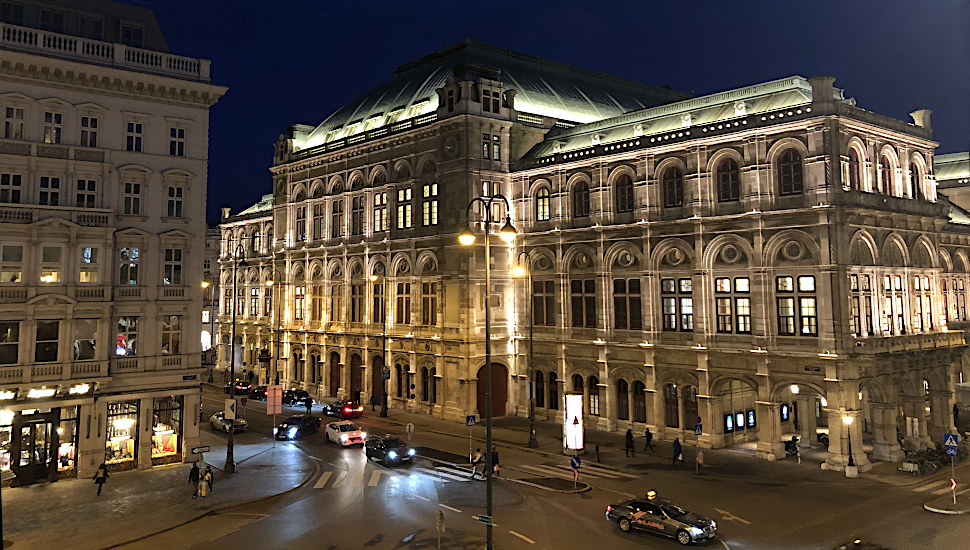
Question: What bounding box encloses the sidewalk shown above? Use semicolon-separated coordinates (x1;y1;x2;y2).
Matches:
1;430;316;550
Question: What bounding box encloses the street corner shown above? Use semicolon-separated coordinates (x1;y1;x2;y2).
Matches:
923;495;970;515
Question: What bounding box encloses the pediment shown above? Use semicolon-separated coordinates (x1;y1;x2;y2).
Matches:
37;97;71;108
75;101;107;112
0;92;33;103
27;293;77;306
115;227;151;239
33;216;77;231
159;229;193;240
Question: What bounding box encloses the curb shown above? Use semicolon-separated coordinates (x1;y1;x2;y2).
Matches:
923;502;970;515
507;477;592;494
101;454;320;550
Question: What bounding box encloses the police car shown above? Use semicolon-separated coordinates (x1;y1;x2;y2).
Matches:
605;491;717;545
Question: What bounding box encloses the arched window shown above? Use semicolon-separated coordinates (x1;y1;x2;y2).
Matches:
535;370;545;408
251;230;261;254
395;364;403;398
420;366;429;401
847;148;861;190
716;158;740;202
664;383;679;428
535;188;550;221
879;156;893;195
683;385;698;429
910;163;922;199
430;367;437;403
548;372;559;410
573;182;590;218
572;374;583;392
778;149;803;195
663;167;684;207
633;381;646;423
616;379;629;420
588;375;600;416
614;174;634;213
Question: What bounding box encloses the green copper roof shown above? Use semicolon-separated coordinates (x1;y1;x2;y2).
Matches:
297;40;689;150
935;152;970;184
236;194;274;217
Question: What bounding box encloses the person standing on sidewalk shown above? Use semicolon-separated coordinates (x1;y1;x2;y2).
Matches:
470;448;483;478
202;466;214;496
492;449;500;477
625;429;636;457
189;463;200;498
672;437;683;467
643;427;654;452
305;397;312;415
93;463;109;495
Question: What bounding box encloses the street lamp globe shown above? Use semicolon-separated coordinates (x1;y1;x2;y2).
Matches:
511;265;526;278
790;384;799;395
458;230;476;246
499;216;517;243
842;415;853;426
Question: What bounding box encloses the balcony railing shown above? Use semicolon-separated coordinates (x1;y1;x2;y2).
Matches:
0;360;108;384
0;22;210;82
0;203;112;227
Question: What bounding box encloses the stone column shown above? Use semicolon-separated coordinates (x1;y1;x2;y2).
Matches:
869;403;899;462
756;402;784;460
929;389;952;442
845;410;872;472
823;408;846;469
137;397;153;470
797;395;813;447
77;401;103;479
899;395;924;450
182;391;202;463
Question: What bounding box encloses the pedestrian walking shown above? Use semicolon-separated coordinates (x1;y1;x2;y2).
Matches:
625;429;635;457
470;448;483;478
643;427;654;452
672;437;683;467
247;369;255;385
305;398;312;414
491;449;500;477
201;466;214;497
93;462;109;495
570;455;581;487
189;463;200;498
369;394;377;411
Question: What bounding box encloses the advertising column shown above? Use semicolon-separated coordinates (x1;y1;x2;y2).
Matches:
563;392;584;455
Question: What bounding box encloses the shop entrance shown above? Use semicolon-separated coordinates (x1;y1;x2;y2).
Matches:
10;410;58;486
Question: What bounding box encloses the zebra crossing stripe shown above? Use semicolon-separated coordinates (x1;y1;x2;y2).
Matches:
913;480;948;492
313;471;332;489
415;466;472;482
517;464;578;480
519;463;627;480
584;465;639;480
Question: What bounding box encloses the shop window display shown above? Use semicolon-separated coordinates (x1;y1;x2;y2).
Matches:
57;406;78;471
152;396;182;463
0;409;11;475
105;401;138;465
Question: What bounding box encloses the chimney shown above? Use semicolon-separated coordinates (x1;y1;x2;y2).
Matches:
910;109;932;132
808;76;836;106
221;207;231;220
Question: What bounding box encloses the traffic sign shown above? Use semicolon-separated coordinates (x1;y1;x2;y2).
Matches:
951;478;957;491
947;446;957;457
695;423;703;436
466;415;477;426
570;456;581;470
475;515;493;525
267;385;283;415
191;446;210;454
225;399;236;420
944;433;959;448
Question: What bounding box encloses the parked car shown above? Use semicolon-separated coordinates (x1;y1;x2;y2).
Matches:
323;400;364;419
605;492;716;546
224;380;251;395
282;389;312;407
273;414;321;440
325;420;366;446
365;434;415;465
249;385;268;401
209;412;248;433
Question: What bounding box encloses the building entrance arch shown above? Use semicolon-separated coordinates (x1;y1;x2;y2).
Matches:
328;352;340;397
371;355;385;404
711;378;759;447
477;363;508;419
349;354;363;401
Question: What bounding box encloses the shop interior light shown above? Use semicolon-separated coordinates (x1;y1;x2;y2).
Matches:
69;383;91;395
112;417;135;430
110;435;131;441
0;410;13;424
790;384;800;395
27;387;56;399
0;390;16;400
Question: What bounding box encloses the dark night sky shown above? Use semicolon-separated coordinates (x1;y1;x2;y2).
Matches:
146;0;970;223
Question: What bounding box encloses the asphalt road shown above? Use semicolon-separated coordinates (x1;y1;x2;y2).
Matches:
116;386;970;550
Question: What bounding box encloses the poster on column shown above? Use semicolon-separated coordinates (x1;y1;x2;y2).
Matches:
906;416;919;438
563;392;584;451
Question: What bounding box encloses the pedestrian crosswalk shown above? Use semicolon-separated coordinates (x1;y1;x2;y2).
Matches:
516;463;639;481
312;465;475;489
911;479;967;496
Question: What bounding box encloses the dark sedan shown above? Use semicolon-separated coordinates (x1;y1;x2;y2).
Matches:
209;412;248;433
323;400;364;419
249;385;268;400
365;434;415;465
273;414;321;440
224;380;251;395
605;493;716;546
282;389;312;407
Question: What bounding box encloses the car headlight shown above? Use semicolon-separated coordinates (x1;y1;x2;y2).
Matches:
710;521;716;530
407;448;416;457
273;427;278;434
340;434;348;442
361;432;366;439
288;426;298;438
387;450;398;459
689;526;703;537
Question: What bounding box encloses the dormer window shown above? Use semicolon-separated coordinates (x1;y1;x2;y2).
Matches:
482;89;500;113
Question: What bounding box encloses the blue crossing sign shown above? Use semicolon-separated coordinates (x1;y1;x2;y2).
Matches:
944;433;959;449
466;415;477;427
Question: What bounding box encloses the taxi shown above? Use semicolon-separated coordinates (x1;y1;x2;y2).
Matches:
605;490;717;546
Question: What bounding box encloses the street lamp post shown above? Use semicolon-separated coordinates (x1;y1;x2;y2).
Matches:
459;195;516;550
265;269;283;386
370;273;389;417
226;244;247;474
512;252;538;448
843;414;855;467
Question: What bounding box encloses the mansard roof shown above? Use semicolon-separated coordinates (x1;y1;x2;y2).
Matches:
298;39;689;150
935;152;970;186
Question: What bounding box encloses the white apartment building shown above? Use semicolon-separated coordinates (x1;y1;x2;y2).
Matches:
0;0;225;485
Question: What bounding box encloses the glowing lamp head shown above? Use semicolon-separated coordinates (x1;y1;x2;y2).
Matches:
458;231;476;246
369;274;378;282
265;280;274;287
790;384;799;395
842;415;854;426
499;217;517;243
201;281;210;289
511;265;525;278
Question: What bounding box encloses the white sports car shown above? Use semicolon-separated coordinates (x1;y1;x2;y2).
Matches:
325;420;366;446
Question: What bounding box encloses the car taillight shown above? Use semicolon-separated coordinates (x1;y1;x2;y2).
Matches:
356;406;364;412
343;407;351;413
606;506;613;512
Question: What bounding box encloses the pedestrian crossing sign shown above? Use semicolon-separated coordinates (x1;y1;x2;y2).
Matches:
943;433;959;448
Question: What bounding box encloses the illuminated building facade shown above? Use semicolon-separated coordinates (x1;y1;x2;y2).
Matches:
221;40;965;470
0;0;225;484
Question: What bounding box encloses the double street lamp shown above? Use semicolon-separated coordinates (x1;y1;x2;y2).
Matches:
511;252;538;448
369;272;389;417
265;269;284;386
458;195;516;550
226;243;248;474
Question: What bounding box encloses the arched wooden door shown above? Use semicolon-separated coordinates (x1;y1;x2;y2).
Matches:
328;352;340;397
349;354;363;401
371;355;385;402
476;363;508;418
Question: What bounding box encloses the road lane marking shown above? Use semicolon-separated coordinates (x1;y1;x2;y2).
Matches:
509;531;535;544
439;504;462;513
313;471;332;489
412;494;431;501
518;463;631;480
713;508;751;525
330;471;348;487
369;470;399;486
914;480;948;492
415;466;471;482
